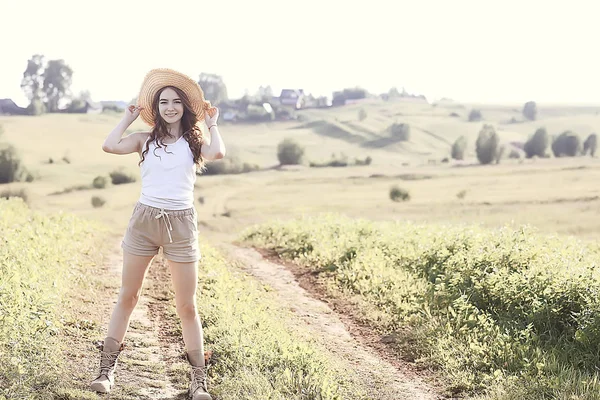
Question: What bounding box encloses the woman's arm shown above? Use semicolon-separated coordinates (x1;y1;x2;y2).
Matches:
201;107;226;160
201;124;226;160
102;105;147;155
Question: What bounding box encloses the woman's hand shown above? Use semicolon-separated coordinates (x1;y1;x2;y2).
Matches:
124;105;143;124
205;107;219;127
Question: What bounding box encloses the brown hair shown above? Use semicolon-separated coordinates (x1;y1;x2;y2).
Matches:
139;86;206;169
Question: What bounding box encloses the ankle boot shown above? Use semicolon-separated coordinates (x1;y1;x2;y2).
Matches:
187;349;213;400
90;337;124;393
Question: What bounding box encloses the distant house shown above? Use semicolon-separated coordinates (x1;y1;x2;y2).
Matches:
216;100;245;122
278;89;305;109
0;99;27;115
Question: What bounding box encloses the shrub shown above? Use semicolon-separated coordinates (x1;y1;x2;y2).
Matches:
583;133;598;157
508;149;521;159
524;127;549;158
451;136;467;160
552;131;582;157
109;169;136;185
202;157;260;175
355;156;372;166
277;138;304;165
389;123;410;141
239;217;600;397
358;108;367;121
310;159;347;168
92;176;108;189
468;109;482;122
0;145;23;184
49;184;91;196
246;104;274;122
456;190;467;199
0;188;28;203
523;100;537;121
332;87;367;105
309;152;352;168
91;196;106;208
475;124;500;165
389;185;410;202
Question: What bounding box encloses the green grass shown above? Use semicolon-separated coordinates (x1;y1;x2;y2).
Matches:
0;198;110;399
240;214;600;399
196;245;368;400
0;197;370;399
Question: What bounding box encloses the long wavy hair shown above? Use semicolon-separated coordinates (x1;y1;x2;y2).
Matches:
139;86;206;169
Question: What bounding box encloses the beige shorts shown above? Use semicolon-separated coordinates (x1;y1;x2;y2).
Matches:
121;202;200;263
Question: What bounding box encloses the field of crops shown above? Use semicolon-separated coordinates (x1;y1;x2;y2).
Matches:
241;214;600;399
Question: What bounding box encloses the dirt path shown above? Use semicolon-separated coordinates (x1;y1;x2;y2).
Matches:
216;242;444;400
81;240;189;400
77;234;445;399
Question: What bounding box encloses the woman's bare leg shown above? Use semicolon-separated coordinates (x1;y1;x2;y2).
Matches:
91;252;155;393
168;259;204;360
106;252;155;342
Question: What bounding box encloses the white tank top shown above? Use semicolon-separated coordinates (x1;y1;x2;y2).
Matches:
138;135;197;210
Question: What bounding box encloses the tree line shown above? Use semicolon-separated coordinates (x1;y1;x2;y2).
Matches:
17;54;230;115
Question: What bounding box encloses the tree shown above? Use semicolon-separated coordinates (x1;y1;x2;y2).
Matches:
523;101;537;121
468;109;482;122
388;87;402;98
476;124;500;165
198;73;228;105
524;127;549;158
551;131;582;157
277;138;304;165
584;133;598;157
20;55;74;113
21;54;45;103
451;136;467;160
43;59;73;112
68;90;92;112
256;85;274;102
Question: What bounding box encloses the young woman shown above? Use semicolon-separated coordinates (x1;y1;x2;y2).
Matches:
91;68;225;400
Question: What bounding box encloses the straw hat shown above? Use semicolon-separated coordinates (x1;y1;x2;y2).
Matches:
136;68;213;127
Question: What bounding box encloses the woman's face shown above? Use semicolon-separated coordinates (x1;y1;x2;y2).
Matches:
158;87;184;124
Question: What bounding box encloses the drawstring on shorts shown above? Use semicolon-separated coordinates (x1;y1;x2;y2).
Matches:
155;208;173;243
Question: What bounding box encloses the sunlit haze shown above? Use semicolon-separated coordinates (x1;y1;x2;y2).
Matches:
2;0;599;107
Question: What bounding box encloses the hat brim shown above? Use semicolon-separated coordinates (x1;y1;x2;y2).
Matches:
136;68;208;127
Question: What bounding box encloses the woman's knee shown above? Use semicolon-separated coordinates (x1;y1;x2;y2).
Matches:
117;288;141;311
176;300;198;321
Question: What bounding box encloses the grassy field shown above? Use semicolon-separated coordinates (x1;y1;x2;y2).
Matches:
240;214;600;399
0;198;378;399
2;98;600;398
0;198;112;398
2;100;600;240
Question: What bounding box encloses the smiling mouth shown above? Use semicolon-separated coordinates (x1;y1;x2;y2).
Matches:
165;113;178;117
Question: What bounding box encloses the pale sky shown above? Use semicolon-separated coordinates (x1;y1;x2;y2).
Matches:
2;0;600;107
